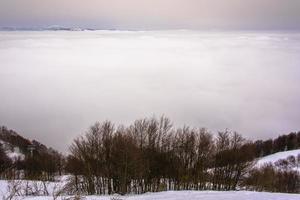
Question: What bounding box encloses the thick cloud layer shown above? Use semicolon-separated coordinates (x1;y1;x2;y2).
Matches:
0;0;300;29
0;30;300;151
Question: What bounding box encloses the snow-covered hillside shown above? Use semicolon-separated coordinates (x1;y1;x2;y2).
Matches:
0;126;58;165
256;149;300;168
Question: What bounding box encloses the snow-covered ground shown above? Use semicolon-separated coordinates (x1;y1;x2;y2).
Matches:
1;179;300;199
1;190;300;200
256;149;300;168
85;191;300;200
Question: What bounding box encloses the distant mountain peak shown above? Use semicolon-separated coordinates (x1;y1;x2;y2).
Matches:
0;26;94;31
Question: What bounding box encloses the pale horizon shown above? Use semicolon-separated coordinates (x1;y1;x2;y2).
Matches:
1;0;300;30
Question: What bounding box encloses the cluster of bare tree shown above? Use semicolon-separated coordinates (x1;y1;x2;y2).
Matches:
20;148;64;180
0;145;11;175
1;118;300;195
254;132;300;157
244;155;300;193
65;116;256;195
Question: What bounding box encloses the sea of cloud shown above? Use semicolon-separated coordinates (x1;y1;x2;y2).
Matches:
0;30;299;151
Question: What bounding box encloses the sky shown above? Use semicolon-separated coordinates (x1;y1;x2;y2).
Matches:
0;30;300;152
0;0;300;30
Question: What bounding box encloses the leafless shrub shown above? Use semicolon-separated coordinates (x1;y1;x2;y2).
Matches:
22;180;49;196
110;194;124;200
61;175;88;196
2;180;23;200
52;182;66;200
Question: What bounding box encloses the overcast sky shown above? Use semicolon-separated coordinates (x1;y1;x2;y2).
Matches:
0;0;300;30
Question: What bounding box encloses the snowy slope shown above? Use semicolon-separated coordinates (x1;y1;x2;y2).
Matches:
256;149;300;167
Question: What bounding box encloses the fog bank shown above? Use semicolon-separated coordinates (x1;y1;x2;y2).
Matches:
0;30;300;151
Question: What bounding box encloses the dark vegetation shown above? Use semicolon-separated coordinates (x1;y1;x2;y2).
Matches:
0;116;300;194
254;132;300;157
0;126;64;180
244;155;300;193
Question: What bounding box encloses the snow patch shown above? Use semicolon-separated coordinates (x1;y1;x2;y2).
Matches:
256;149;300;169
